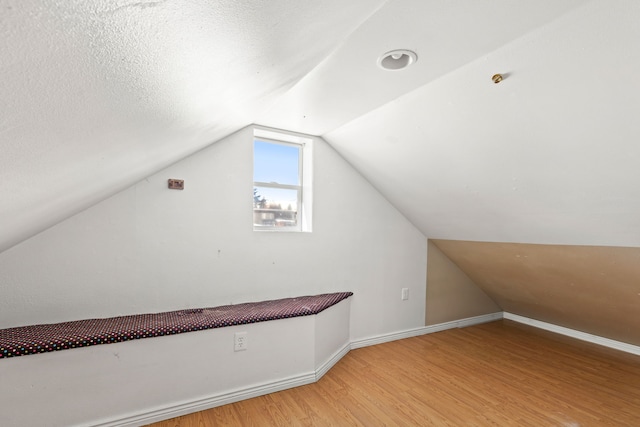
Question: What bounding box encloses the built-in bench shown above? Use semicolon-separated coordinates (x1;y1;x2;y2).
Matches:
1;292;353;426
0;292;353;359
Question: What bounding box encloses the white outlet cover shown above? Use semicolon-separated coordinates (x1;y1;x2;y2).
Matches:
234;332;248;352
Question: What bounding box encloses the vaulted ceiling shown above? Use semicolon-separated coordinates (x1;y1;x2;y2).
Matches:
2;0;639;253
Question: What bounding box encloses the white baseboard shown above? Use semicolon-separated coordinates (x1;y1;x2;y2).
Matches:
101;311;640;427
98;311;640;426
96;372;317;427
350;312;503;349
107;311;640;427
97;313;503;426
315;342;350;381
109;342;352;426
102;343;352;427
504;312;640;357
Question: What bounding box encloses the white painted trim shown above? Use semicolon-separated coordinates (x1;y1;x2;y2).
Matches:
350;326;428;349
98;342;353;427
504;312;640;357
93;313;503;427
106;342;352;427
350;312;503;349
316;342;350;381
94;372;316;427
90;311;640;427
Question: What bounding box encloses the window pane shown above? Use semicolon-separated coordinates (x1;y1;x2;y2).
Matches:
253;186;298;228
254;140;300;185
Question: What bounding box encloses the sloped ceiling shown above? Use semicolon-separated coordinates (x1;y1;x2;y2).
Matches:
0;0;386;253
2;0;639;254
325;0;640;248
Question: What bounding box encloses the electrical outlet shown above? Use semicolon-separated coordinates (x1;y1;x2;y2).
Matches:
401;288;409;300
234;332;248;352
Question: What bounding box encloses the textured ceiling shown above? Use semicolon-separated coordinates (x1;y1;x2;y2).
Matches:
2;0;639;253
0;0;385;252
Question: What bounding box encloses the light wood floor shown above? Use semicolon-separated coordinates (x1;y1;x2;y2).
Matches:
147;320;640;426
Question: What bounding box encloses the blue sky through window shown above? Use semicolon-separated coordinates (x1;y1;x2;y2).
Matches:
254;140;300;209
254;140;300;185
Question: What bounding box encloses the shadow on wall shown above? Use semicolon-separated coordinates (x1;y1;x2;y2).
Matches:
426;240;500;325
430;239;640;347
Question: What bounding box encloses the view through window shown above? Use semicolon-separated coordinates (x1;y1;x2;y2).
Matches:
253;139;302;231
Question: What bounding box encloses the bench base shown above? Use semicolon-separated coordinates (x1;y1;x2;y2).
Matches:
0;297;351;427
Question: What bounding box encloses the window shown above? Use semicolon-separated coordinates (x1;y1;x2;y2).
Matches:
253;128;312;232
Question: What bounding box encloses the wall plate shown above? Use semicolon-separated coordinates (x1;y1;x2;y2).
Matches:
168;179;184;190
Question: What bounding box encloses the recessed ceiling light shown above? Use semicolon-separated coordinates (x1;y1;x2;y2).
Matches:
378;49;417;71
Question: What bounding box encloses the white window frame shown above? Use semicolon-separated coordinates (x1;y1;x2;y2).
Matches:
253;127;313;232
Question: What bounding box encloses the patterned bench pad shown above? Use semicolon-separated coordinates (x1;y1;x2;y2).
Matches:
0;292;353;359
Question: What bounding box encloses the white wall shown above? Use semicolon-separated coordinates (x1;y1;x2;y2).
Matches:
0;126;426;341
0;299;352;427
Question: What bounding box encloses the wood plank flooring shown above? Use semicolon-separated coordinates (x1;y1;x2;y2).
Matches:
147;320;640;426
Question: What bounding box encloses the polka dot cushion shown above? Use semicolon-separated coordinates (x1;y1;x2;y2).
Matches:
0;292;353;359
